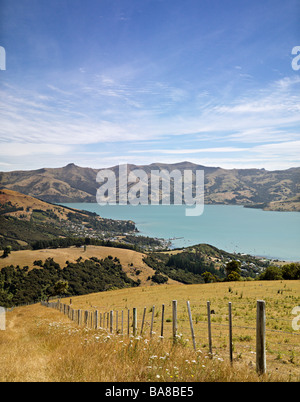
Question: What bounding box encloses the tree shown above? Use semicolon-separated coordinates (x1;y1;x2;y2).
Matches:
227;271;241;282
202;271;217;283
282;263;300;280
1;246;11;258
259;266;282;280
53;280;69;298
151;273;168;284
225;260;241;281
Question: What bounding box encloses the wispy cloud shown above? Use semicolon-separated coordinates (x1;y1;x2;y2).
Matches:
227;128;300;144
0;69;299;171
252;140;300;159
131;147;249;154
0;143;71;157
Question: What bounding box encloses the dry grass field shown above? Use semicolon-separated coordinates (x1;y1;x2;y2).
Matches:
65;280;300;379
0;303;287;382
0;246;179;286
0;189;77;220
1;280;299;382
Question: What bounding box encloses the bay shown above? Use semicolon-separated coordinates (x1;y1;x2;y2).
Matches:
61;203;300;261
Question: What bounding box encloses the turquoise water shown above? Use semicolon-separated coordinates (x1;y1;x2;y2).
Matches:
62;203;300;261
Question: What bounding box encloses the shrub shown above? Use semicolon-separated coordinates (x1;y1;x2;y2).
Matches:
151;273;168;284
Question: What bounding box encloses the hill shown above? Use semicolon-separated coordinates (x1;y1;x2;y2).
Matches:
0;188;82;220
0;241;277;307
0;164;98;203
0;162;299;211
0;189;136;250
0;245;174;288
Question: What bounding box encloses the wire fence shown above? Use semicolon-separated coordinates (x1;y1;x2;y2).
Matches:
42;298;300;377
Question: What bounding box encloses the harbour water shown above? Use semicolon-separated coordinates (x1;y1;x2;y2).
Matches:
62;203;300;261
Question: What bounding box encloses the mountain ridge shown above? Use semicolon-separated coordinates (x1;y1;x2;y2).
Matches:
0;162;299;211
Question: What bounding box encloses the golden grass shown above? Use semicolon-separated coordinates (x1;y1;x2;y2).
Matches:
1;280;299;382
64;280;300;381
0;303;289;382
0;188;75;220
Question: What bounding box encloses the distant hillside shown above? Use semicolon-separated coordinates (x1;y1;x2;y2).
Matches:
0;162;299;211
0;188;84;220
0;164;98;203
144;243;271;284
0;242;273;307
0;245;178;289
0;254;141;307
0;189;136;249
246;194;300;212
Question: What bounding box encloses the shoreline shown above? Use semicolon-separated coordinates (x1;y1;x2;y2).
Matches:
60;203;300;263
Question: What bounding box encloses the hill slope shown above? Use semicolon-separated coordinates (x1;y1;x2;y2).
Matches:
1;162;299;210
0;189;136;249
0;245;166;287
1;281;299;381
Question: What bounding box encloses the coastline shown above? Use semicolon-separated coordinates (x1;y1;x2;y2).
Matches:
60;203;300;263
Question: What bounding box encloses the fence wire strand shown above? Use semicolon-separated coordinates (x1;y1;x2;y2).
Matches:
42;297;300;378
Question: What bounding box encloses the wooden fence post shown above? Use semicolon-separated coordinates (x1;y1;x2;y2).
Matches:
127;309;130;336
207;301;213;356
256;300;266;375
228;302;233;364
110;310;113;333
187;301;196;351
84;310;89;326
121;310;124;335
161;304;165;339
150;306;155;338
94;310;98;329
172;300;177;343
140;307;146;335
133;308;137;337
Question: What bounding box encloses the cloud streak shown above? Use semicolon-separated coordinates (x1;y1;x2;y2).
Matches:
0;69;299;171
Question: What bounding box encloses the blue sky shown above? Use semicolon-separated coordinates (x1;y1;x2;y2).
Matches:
0;0;299;171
